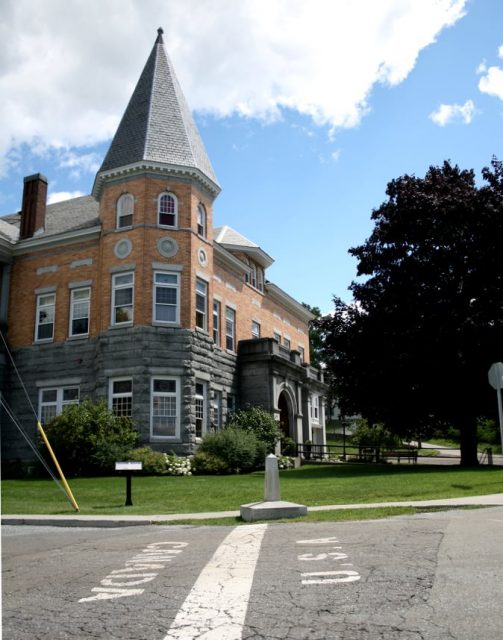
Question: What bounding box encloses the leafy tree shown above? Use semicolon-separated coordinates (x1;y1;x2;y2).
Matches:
302;303;324;368
226;406;280;453
42;400;139;476
318;159;503;466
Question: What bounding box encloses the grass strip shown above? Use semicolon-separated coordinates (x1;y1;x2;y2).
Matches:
158;505;485;526
2;463;503;516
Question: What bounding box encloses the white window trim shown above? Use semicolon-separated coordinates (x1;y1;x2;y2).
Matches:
212;390;222;430
197;203;207;238
108;377;133;417
111;271;134;326
35;292;56;343
158;192;178;228
116;193;134;229
225;306;236;353
69;286;90;338
150;376;180;441
153;270;180;325
195;379;208;440
195;278;208;332
213;299;221;347
38;385;80;424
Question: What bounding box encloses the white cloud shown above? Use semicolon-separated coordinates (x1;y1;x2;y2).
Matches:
478;45;503;101
429;99;476;126
47;190;85;204
0;0;467;176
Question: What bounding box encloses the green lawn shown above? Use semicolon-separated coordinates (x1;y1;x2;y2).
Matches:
2;463;503;516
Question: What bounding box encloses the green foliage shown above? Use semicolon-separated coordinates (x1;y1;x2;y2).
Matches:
199;426;259;473
42;400;139;476
351;420;401;450
281;436;297;456
125;447;167;475
226;406;280;453
191;451;230;475
302;303;323;368
164;452;192;476
318;159;503;465
477;418;500;445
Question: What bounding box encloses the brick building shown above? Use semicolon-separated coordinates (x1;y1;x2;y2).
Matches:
0;29;326;463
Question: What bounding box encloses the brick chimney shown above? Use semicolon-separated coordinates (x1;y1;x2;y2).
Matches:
20;174;48;239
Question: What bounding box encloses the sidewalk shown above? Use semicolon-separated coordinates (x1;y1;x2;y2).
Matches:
3;493;503;528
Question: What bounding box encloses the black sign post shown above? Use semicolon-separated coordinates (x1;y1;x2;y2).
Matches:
115;461;142;506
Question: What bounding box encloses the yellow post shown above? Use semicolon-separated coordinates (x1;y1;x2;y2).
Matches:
37;421;80;512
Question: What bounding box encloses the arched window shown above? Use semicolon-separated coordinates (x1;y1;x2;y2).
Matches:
158;193;178;227
197;203;206;238
116;193;134;228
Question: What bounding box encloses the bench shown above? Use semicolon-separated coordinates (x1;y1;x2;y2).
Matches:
383;449;418;463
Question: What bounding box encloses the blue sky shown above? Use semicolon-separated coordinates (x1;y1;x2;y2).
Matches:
1;0;502;312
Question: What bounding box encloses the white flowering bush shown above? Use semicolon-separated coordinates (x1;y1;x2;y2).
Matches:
164;453;192;476
277;455;295;470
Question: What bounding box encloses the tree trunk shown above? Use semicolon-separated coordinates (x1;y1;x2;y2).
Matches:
458;417;479;466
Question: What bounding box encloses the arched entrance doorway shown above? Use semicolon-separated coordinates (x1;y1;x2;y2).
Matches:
278;390;292;439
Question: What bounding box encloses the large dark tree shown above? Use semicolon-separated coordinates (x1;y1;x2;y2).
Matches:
318;159;503;465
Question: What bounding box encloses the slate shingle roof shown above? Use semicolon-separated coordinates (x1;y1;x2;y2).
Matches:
0;196;100;242
97;28;219;190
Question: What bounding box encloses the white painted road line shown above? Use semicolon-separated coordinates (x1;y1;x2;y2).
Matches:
163;524;268;640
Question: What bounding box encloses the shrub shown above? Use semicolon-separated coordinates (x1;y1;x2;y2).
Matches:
42;400;139;476
227;406;280;453
281;436;297;456
199;426;259;473
477;417;500;445
125;447;167;475
277;455;295;469
351;420;401;450
164;453;192;476
191;451;230;475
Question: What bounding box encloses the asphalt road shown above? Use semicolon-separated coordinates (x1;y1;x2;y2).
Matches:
3;506;503;639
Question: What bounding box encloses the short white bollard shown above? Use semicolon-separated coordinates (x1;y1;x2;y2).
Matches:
264;453;281;501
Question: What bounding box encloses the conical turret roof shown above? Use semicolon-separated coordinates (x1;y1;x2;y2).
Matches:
93;28;220;197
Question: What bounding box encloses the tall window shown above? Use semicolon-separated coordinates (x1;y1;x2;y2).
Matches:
251;320;260;339
225;307;236;352
35;293;55;341
197;203;207;237
154;272;179;323
298;345;305;363
158;193;177;227
195;380;207;438
109;378;133;417
112;272;134;325
70;287;90;337
39;386;79;424
283;336;291;350
273;332;281;343
311;395;320;423
212;390;222;430
213;300;221;346
195;279;208;331
151;378;179;439
116;193;134;228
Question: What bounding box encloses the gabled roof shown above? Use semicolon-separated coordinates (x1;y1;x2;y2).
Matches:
214;225;274;268
93;28;220;198
0;196;100;245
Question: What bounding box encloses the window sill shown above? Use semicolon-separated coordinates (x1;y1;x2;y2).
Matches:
34;338;53;345
153;321;180;328
150;436;181;442
68;334;89;340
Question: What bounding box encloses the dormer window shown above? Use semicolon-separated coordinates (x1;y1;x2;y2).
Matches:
197;203;206;238
117;193;134;228
158;193;177;227
245;260;264;292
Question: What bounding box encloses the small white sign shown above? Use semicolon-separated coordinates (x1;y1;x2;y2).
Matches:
115;461;143;471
